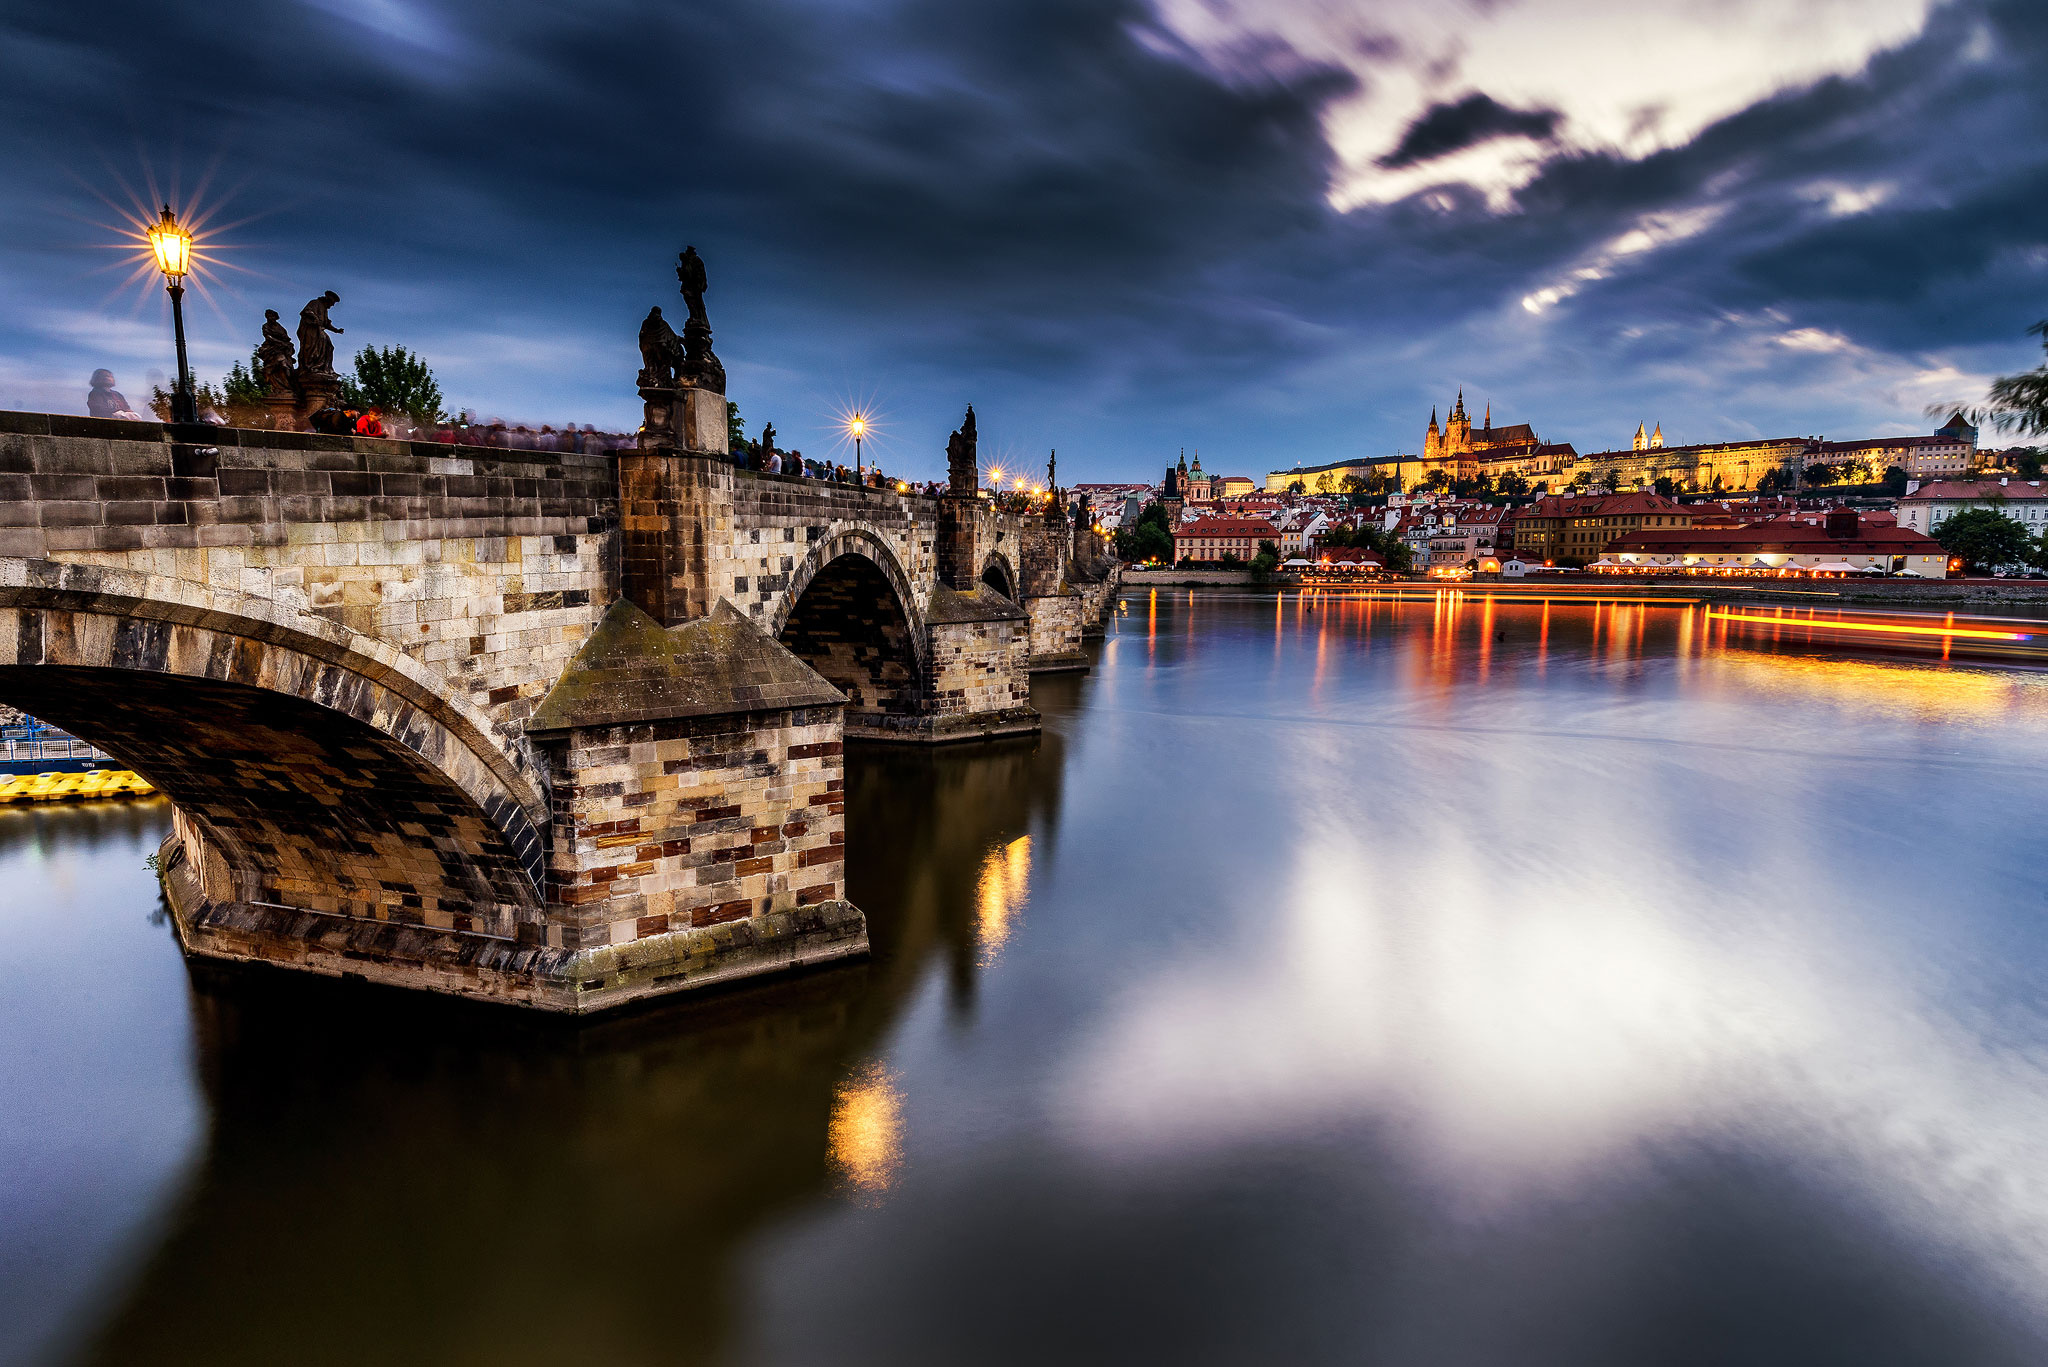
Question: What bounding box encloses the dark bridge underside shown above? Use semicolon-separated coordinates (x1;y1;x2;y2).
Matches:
778;555;921;732
0;667;541;937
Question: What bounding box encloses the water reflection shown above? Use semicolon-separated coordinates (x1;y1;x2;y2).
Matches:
10;600;2048;1366
829;1061;905;1199
974;836;1032;968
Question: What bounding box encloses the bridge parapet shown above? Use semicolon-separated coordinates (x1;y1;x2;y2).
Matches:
0;410;615;742
0;403;1084;1008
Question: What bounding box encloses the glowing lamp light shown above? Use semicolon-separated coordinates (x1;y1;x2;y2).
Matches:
147;204;192;279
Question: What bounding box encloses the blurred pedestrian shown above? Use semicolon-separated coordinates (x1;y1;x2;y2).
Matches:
87;369;142;420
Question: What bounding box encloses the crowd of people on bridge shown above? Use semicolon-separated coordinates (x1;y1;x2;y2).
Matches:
78;368;951;493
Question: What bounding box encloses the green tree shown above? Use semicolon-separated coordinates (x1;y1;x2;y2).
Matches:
1287;479;1305;495
1757;467;1790;495
1422;468;1451;492
1986;322;2048;437
1934;506;2035;573
1114;500;1175;564
1496;473;1530;498
1880;464;1910;496
224;353;267;410
2009;447;2044;478
345;345;443;423
727;401;746;449
1652;476;1677;497
1804;462;1840;487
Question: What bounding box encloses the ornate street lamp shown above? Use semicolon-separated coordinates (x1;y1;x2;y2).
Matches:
146;204;196;424
847;412;867;480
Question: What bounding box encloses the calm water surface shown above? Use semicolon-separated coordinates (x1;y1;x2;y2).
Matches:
7;589;2048;1365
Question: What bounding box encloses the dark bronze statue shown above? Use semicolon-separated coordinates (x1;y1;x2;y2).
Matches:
759;421;777;457
257;310;295;394
296;291;343;378
637;305;684;389
669;246;724;393
676;246;710;327
946;405;978;494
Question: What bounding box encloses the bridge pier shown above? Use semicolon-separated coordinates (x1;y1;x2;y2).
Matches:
0;384;1074;1011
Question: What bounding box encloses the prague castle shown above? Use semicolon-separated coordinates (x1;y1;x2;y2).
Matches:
1420;393;1575;482
1260;396;1980;496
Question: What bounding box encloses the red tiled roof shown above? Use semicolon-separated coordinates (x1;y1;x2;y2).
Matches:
1607;523;1942;554
1176;517;1279;536
1900;480;2048;501
1521;491;1685;518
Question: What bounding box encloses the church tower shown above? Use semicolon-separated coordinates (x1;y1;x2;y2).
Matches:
1448;391;1471;454
1425;407;1441;461
1651;423;1664;449
1633;422;1648;452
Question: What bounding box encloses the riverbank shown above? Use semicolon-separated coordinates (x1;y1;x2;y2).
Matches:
1117;570;2048;610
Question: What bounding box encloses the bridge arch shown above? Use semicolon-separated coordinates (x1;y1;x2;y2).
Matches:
771;528;926;733
0;559;548;935
979;551;1017;601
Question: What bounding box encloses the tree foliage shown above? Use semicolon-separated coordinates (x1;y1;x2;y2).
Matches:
1986;322;2048;437
1933;506;2036;573
1114;501;1175;564
343;345;443;423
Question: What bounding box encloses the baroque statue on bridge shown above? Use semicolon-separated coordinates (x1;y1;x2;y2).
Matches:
295;291;343;379
256;310;295;395
946;405;978;494
674;246;725;394
637;305;684;390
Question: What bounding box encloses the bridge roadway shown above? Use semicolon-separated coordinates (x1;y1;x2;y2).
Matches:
0;408;1117;1011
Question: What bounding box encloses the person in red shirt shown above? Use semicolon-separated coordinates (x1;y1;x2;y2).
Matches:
354;409;385;437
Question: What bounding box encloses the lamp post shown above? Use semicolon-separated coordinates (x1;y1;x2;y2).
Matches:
849;413;866;481
146;205;196;425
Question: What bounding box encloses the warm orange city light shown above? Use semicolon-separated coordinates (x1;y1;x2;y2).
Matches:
1706;609;2031;642
847;413;867;438
146;204;192;278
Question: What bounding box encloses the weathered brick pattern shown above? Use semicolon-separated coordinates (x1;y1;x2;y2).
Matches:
925;618;1034;729
539;705;845;950
1025;592;1086;668
1;624;544;939
0;413;613;740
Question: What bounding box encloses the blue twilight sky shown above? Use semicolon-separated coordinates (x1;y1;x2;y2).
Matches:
0;0;2044;484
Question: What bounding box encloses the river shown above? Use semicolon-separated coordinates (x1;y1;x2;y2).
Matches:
5;588;2048;1366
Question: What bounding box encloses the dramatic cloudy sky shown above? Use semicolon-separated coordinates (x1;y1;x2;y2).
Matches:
2;0;2045;482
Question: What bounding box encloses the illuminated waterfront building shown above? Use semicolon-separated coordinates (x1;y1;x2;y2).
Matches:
1604;510;1948;576
1895;477;2048;536
1172;515;1279;564
1512;491;1692;564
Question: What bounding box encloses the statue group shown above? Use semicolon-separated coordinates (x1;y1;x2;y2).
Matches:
637;245;725;395
946;406;978;494
248;291;346;429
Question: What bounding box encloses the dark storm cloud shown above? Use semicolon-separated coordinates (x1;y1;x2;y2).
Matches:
1376;93;1561;169
0;0;2044;472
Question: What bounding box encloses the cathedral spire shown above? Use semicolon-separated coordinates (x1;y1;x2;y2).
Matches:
1484;401;1490;430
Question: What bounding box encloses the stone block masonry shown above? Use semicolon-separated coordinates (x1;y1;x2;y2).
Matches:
0;411;614;746
0;410;1074;1009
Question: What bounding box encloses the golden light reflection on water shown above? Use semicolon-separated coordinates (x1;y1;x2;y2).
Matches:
828;1061;905;1200
976;834;1033;967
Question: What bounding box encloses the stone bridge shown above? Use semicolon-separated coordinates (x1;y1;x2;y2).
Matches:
0;404;1117;1013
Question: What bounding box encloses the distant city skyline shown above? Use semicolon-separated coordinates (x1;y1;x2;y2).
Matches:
2;0;2044;482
